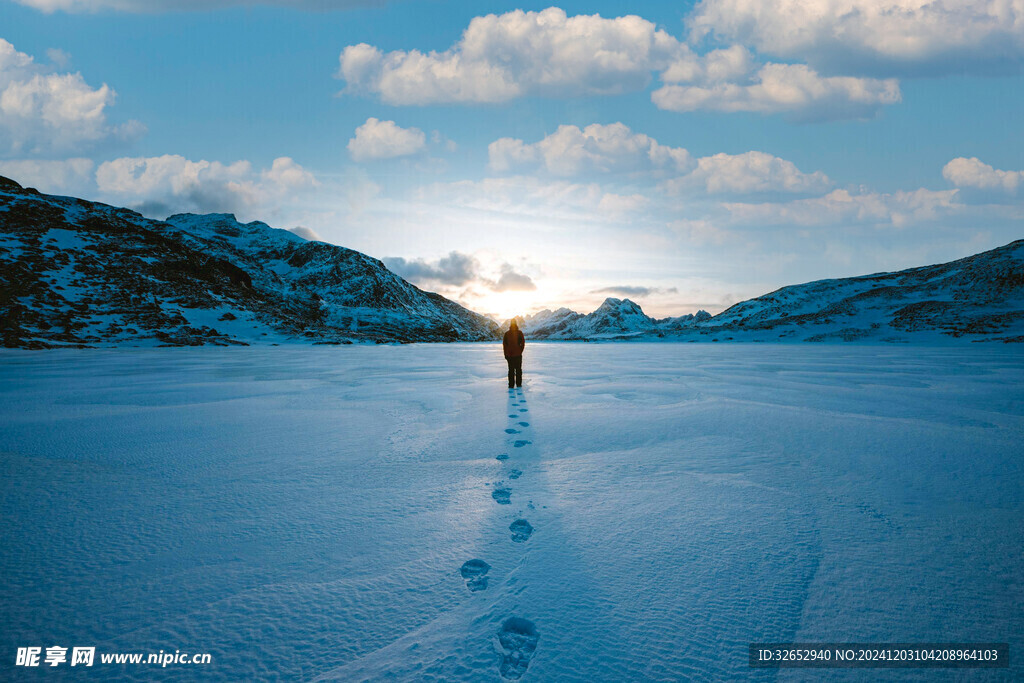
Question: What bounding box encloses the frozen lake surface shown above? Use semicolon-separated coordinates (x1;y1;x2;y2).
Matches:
1;343;1022;680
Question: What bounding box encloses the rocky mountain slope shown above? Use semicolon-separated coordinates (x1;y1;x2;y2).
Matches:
0;177;498;348
695;239;1024;343
3;175;1020;348
507;242;1023;343
510;298;711;340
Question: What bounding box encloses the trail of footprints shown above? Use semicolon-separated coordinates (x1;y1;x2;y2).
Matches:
459;389;540;679
460;559;491;592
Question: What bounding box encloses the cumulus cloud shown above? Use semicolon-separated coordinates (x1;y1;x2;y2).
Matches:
383;251;478;286
262;156;317;190
653;59;900;121
0;38;143;156
338;7;683;104
14;0;382;11
383;251;536;292
487;124;829;197
95;154;316;218
336;8;903;120
723;187;962;228
288;225;323;241
348;117;427;161
687;0;1024;75
0;157;93;193
493;265;537;292
652;44;901;121
664;151;831;195
943;157;1022;193
489;123;691;176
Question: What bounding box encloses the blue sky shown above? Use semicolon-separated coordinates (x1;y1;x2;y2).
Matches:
1;0;1022;319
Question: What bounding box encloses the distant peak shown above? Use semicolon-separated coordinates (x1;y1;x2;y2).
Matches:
596;297;643;313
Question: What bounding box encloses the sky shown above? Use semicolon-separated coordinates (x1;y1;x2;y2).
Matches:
1;0;1022;320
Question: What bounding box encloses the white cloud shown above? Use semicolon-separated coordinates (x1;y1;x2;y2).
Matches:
14;0;379;11
661;45;755;84
664;151;831;195
489;122;692;177
288;225;323;241
597;192;649;214
723;187;962;228
652;62;900;121
338;7;683;104
0;157;93;193
95;154;316;218
96;155;249;196
337;8;904;120
384;251;480;286
492;264;537;292
943;157;1022;193
347;117;426;161
485;125;831;216
487;138;539;173
688;0;1024;75
0;38;143;155
382;250;536;293
261;155;317;189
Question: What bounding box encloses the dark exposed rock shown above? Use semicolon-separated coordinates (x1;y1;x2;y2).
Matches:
0;176;499;348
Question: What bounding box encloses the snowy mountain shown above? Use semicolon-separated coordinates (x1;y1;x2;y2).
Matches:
0;176;498;348
506;240;1023;343
508;298;712;340
3;175;1020;348
517;307;583;337
695;240;1024;343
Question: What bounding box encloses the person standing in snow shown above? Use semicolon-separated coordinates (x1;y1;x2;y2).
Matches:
503;320;525;388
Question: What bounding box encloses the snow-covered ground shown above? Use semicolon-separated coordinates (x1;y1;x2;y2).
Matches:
1;344;1021;681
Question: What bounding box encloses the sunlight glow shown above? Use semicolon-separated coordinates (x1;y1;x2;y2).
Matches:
472;289;540;322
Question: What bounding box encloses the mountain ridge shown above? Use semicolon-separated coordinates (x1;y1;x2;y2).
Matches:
507;298;713;340
2;176;1021;347
0;176;498;348
504;241;1023;343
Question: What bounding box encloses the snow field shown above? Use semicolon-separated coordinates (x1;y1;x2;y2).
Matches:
1;343;1021;681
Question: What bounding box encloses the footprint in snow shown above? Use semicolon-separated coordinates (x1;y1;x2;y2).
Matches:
492;487;512;505
513;440;531;448
518;422;529;427
508;469;522;480
509;519;533;542
496;454;509;461
508;414;518;418
505;428;520;434
497;617;539;680
460;559;491;592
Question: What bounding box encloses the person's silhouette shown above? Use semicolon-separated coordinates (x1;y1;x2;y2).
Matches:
503;320;525;388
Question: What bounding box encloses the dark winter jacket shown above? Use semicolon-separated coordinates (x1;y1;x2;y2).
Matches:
503;328;525;358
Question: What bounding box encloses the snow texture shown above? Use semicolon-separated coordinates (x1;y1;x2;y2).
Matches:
1;343;1022;680
3;174;1022;347
0;175;497;347
510;240;1024;343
